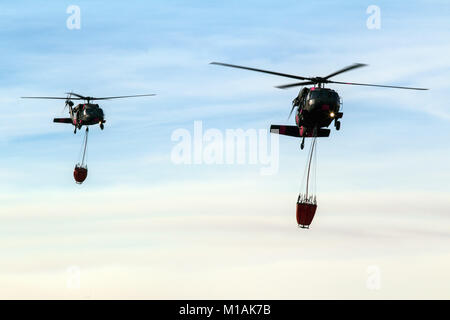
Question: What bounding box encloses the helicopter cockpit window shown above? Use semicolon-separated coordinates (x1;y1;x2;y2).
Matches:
309;90;339;101
309;91;321;99
328;91;339;99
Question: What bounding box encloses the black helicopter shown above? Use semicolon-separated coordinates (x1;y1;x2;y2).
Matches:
21;92;155;134
210;62;428;149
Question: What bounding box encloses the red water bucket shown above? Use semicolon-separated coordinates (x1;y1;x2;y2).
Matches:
296;202;317;228
74;165;88;184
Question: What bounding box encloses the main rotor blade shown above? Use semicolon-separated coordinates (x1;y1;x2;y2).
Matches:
22;94;156;101
21;96;84;100
65;92;87;99
91;94;156;100
323;63;368;80
328;80;429;90
210;62;312;81
276;81;316;89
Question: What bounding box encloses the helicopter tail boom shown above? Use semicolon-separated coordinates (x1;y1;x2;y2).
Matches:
270;125;330;138
53;118;73;124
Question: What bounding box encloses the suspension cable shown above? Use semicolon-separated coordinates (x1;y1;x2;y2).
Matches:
305;138;315;199
81;128;89;166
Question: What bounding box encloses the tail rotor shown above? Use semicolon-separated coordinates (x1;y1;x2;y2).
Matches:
287;103;296;120
64;92;74;117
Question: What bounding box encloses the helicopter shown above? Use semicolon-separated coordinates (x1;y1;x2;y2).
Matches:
21;92;155;134
210;62;428;149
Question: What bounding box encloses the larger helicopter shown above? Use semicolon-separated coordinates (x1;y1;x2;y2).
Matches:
210;62;428;149
21;92;155;134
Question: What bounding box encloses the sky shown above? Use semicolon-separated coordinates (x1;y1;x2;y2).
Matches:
0;0;449;299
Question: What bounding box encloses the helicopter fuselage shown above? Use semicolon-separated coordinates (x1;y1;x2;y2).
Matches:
72;103;105;127
294;87;342;135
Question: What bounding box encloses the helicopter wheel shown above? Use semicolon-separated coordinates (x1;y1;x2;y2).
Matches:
100;123;104;130
335;120;341;131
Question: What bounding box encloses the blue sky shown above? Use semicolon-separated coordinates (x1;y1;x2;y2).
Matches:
0;0;449;298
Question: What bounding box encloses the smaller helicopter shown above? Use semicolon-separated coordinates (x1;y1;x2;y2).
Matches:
210;62;428;149
21;92;155;134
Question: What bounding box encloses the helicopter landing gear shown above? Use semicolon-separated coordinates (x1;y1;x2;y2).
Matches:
100;123;104;130
301;136;305;150
74;124;82;134
335;120;341;131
